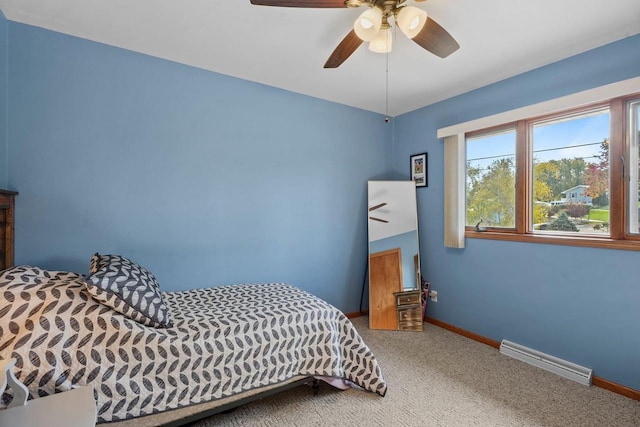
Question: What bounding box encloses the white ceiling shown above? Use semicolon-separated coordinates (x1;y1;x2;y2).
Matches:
1;0;639;116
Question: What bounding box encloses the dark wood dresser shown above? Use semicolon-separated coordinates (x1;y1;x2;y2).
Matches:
393;289;423;331
0;190;18;271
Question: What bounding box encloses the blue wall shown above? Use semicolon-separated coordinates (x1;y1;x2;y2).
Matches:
0;11;7;188
393;34;640;391
6;22;392;310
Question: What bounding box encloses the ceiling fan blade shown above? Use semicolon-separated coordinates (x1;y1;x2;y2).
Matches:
368;202;387;212
411;17;460;58
250;0;347;7
324;29;363;68
369;216;389;223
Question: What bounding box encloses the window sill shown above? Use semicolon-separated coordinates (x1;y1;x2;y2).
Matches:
465;230;640;251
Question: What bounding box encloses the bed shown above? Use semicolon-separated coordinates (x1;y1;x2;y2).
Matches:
0;256;387;424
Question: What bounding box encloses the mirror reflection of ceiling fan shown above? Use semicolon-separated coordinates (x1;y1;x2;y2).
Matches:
250;0;460;68
369;202;389;223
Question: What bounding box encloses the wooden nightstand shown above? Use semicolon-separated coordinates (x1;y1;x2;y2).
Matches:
393;290;423;331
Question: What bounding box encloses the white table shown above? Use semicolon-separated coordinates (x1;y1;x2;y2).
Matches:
0;386;97;427
0;358;96;427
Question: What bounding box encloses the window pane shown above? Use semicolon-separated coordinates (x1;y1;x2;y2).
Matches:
531;109;610;235
628;100;640;234
466;129;516;229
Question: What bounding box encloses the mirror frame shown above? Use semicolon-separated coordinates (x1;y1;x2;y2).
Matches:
368;180;421;330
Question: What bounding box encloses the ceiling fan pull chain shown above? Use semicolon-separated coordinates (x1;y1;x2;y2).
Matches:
385;48;390;123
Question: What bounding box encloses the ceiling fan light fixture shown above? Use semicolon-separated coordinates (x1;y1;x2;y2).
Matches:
344;0;363;7
397;6;427;39
368;27;392;53
353;7;383;41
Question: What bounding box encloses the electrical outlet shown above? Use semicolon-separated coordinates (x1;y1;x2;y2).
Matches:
429;290;438;302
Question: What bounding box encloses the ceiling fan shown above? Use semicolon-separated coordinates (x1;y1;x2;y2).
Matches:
369;202;389;223
249;0;459;68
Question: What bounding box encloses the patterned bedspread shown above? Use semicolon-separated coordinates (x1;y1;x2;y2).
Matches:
0;266;386;422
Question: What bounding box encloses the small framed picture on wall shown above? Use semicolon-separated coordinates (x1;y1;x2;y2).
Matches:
410;153;428;187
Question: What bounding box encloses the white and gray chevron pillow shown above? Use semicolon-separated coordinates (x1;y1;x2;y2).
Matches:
85;253;172;328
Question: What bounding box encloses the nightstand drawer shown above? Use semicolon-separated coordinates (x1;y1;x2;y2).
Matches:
394;290;421;306
397;304;422;322
398;320;423;331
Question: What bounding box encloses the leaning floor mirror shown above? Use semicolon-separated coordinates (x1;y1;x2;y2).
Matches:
368;181;423;331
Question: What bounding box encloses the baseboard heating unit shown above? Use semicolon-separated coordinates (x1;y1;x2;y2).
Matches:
499;339;592;386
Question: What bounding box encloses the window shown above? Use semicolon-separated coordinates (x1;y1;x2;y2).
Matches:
466;129;516;229
530;108;610;236
460;92;640;250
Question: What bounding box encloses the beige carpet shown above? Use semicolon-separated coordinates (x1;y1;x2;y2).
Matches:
191;316;640;427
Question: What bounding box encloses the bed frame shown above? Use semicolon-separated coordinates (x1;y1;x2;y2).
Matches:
103;376;320;426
